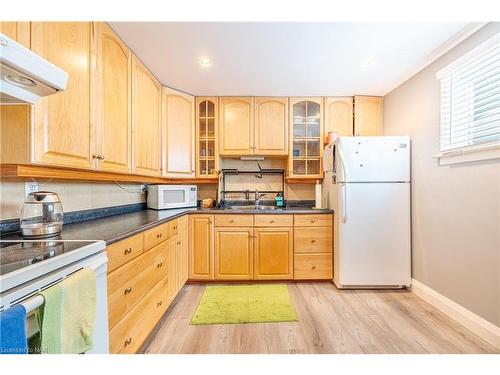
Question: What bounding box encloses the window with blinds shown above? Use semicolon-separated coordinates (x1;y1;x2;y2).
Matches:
437;33;500;153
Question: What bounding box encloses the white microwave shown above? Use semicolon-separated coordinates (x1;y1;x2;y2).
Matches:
147;185;197;210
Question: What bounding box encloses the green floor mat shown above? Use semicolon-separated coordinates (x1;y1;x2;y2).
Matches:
190;284;299;325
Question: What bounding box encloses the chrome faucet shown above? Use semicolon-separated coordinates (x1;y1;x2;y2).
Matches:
255;191;269;209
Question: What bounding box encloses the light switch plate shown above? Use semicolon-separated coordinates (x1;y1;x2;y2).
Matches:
24;181;39;197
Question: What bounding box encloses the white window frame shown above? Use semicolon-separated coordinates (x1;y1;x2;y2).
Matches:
435;33;500;166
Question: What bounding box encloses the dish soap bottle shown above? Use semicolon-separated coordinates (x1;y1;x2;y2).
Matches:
275;192;284;208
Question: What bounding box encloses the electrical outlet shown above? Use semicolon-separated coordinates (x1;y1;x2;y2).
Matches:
24;182;39;197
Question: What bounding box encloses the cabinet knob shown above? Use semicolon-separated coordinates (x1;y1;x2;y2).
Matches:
157;262;163;268
312;266;316;270
124;337;132;346
92;154;100;159
124;287;132;295
311;239;316;243
311;218;316;223
124;247;132;255
270;220;275;223
177;240;181;245
157;300;163;307
229;219;234;223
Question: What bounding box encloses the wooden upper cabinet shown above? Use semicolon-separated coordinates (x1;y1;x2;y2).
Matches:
31;22;95;170
288;97;323;179
189;215;214;280
354;96;383;136
131;55;161;177
215;227;254;280
219;97;254;155
324;97;353;141
254;97;288;155
0;22;30;47
162;87;195;177
95;23;132;174
195;97;218;178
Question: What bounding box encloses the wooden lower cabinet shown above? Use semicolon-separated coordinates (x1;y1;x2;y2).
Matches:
109;276;169;354
189;214;214;280
215;227;254;280
176;215;189;290
254;227;293;280
107;240;168;329
294;253;332;280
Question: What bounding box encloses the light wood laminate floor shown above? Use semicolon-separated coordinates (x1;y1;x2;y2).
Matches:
142;282;499;354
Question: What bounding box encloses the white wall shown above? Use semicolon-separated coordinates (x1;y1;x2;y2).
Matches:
383;23;500;326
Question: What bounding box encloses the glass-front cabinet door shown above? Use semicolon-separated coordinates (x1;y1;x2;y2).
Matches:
195;97;218;178
288;98;323;179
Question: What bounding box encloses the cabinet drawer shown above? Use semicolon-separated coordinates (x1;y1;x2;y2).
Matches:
143;222;169;250
109;275;169;354
294;227;332;254
214;214;253;227
106;234;144;273
294;253;332;280
294;214;332;227
168;219;178;238
254;214;292;227
107;241;168;328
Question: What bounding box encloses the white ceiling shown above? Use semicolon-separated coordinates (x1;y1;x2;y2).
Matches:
109;22;470;96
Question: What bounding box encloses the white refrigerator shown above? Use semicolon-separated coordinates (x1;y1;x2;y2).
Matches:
323;136;411;288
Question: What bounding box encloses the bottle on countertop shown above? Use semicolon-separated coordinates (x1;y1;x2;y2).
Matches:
275;192;284;208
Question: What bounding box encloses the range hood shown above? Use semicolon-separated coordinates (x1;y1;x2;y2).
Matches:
0;33;68;104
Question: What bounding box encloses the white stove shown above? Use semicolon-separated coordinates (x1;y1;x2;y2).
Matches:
0;239;109;353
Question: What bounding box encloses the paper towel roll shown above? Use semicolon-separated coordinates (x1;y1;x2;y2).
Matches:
315;180;322;209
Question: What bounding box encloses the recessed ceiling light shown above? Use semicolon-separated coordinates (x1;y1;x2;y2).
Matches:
361;58;375;68
199;58;211;67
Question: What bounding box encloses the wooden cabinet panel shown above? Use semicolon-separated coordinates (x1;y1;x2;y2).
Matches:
324;97;353;140
132;55;161;176
143;222;169;250
294;253;332;280
214;214;254;227
176;215;189;288
107;241;168;328
294;214;332;227
254;227;293;280
107;233;144;273
254;214;293;227
162;87;194;177
165;236;177;305
0;22;30;47
109;275;169;354
215;227;254;280
168;219;179;238
189;214;214;280
254;97;288;155
294;227;332;254
96;22;132;174
31;22;95;170
354;96;383;136
219;97;254;155
195;97;218;178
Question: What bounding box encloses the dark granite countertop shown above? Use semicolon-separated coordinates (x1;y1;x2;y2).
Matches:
1;207;334;246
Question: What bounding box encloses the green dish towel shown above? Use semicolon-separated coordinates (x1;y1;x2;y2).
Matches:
38;268;96;354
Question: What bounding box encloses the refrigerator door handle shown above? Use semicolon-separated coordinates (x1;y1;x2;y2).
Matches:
337;144;347;182
340;182;347;223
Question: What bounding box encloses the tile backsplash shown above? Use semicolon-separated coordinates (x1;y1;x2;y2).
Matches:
0;180;146;220
0;162;315;220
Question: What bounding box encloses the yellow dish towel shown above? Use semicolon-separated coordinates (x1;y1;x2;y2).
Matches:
61;268;96;354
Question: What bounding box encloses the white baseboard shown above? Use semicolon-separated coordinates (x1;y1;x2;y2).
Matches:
410;278;500;350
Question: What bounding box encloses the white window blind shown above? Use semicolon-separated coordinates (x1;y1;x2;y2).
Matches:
437;33;500;153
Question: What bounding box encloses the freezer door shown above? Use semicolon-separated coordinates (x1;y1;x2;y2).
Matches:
337;136;410;182
338;182;411;287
